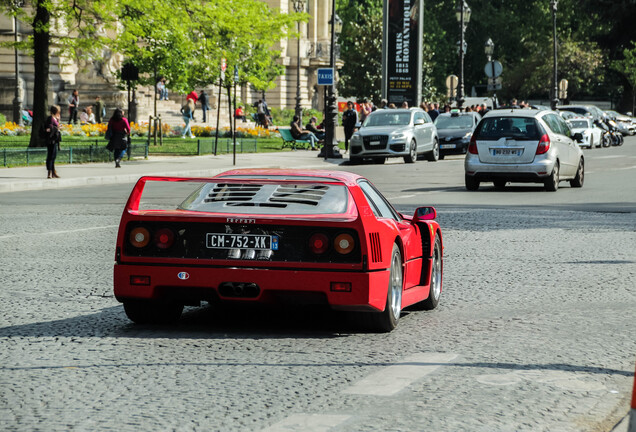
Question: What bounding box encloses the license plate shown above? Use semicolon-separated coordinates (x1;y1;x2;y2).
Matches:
206;233;277;250
492;148;522;156
440;144;456;149
370;140;381;146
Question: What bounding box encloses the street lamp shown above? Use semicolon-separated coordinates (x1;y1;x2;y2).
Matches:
292;0;306;121
550;0;559;110
456;0;471;110
484;38;494;62
12;0;24;126
320;1;343;159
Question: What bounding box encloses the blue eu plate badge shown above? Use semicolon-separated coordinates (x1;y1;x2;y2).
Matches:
271;236;279;250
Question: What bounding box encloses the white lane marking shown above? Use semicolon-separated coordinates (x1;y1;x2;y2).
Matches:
389;194;416;200
261;414;351;432
342;352;458;396
0;225;118;240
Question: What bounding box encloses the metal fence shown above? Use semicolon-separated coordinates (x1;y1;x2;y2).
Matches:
1;143;149;167
0;138;258;167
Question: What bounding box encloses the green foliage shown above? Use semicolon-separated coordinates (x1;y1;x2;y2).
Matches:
0;113;6;126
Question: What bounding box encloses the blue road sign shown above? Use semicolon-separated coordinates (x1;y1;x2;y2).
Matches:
317;68;334;86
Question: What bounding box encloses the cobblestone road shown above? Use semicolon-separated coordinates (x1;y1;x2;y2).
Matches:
0;159;635;431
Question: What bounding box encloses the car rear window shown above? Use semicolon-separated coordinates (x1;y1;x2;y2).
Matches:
178;182;349;215
569;120;589;129
474;117;541;140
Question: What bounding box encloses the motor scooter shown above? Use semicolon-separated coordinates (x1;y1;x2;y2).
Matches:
606;119;624;146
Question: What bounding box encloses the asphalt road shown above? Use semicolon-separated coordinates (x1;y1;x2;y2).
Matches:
0;137;635;431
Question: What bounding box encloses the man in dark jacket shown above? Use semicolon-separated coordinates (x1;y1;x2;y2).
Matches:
342;101;358;153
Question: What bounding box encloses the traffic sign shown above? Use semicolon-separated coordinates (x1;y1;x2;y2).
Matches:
446;74;458;98
487;77;502;91
317;68;334;86
221;58;227;72
484;61;503;78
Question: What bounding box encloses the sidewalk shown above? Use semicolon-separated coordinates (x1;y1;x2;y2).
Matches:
0;150;346;194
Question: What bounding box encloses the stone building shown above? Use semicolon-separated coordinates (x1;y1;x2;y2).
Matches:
0;1;338;124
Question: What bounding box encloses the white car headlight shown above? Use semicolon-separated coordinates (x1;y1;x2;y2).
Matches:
392;132;406;139
461;132;472;143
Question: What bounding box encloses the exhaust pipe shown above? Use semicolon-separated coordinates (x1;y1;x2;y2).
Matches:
218;282;260;298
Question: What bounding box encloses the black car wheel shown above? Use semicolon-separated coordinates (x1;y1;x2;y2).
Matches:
465;174;480;191
570;158;584;188
367;244;402;332
544;162;560;192
426;138;439;162
404;140;417;163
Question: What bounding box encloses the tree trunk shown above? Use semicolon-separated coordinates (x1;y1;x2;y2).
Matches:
28;0;50;148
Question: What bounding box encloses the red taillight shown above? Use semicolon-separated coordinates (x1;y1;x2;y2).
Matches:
154;228;175;249
129;227;150;248
330;282;352;292
536;134;550;155
334;233;355;255
468;135;478;154
309;233;329;254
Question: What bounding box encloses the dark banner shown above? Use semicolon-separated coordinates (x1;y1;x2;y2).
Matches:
383;0;423;107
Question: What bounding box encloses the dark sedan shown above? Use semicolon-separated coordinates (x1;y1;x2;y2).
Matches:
434;111;481;159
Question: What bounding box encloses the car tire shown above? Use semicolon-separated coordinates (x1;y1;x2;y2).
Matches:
544;162;559;192
465;174;480;191
373;157;386;164
426;138;439;162
412;235;442;311
603;134;611;147
493;180;506;190
588;137;594;149
349;156;362;165
404;140;417;163
367;244;402;332
123;299;184;324
570;158;584;188
439;154;445;160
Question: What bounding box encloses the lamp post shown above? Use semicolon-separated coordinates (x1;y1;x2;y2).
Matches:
484;38;494;62
320;1;342;159
12;0;24;126
550;0;559;110
456;0;471;110
292;1;306;121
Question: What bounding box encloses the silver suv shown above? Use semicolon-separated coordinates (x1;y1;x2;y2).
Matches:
349;108;439;164
464;109;585;191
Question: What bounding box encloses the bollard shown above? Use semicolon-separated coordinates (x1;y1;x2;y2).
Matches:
158;115;163;146
197;139;201;155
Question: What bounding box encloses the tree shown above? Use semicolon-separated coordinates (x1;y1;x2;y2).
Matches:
0;0;117;147
612;42;636;114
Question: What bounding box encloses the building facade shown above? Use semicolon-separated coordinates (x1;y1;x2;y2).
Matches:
0;1;338;123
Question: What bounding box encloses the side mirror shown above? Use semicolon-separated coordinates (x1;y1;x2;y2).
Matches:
414;119;425;126
573;132;584;143
355;122;362;128
413;206;437;222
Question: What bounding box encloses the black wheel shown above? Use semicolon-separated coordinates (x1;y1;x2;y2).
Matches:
123;299;184;324
570;158;584;188
412;235;442;311
465;174;480;191
603;134;611;147
367;244;402;332
439;154;445;160
404;140;417;163
349;155;362;165
544;162;559;192
373;157;386;164
588;136;594;149
426;138;439;162
493;180;506;190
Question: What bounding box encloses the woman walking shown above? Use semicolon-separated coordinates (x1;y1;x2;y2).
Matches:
180;99;195;138
106;108;131;168
44;105;62;179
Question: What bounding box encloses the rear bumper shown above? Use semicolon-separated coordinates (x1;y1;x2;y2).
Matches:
114;263;390;312
465;154;555;182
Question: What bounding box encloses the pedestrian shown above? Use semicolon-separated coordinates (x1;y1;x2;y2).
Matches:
342;101;358;153
44;105;62;179
157;78;169;100
256;99;267;128
80;106;96;124
234;105;247;123
359;100;372;123
67;89;79;124
180;99;196;139
428;103;440;121
93;96;105;123
306;116;325;140
186;90;198;121
290;115;319;150
106;108;131;168
401;101;409;109
379;99;388;109
198;90;210;123
263;99;273;127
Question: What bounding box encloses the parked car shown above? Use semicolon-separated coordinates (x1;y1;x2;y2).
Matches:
465;109;585;191
434;111;481;158
556;104;605;121
605;110;636;135
566;117;604;149
114;169;444;332
349;108;439;164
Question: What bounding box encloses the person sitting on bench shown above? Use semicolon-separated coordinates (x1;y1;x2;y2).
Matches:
290;116;319;150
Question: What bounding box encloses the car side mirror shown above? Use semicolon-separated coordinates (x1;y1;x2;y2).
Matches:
413;206;437;221
414;119;425;126
573;132;583;143
355;122;362;128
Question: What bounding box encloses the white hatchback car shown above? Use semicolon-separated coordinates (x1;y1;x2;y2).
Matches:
464;109;585;191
